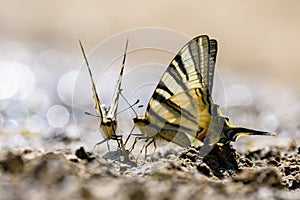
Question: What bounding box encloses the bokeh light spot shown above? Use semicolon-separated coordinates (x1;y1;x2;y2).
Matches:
0;61;35;100
0;63;19;99
57;70;79;106
47;105;69;128
261;114;278;132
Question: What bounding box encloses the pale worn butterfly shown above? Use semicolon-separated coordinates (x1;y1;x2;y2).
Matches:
79;39;128;151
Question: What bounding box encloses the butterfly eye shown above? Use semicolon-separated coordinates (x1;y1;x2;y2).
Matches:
133;117;138;123
106;121;111;126
133;117;149;125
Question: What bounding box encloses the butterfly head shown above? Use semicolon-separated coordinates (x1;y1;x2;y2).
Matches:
100;118;117;139
133;116;150;127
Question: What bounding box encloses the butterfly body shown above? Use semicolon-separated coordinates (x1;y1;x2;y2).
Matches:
100;118;117;140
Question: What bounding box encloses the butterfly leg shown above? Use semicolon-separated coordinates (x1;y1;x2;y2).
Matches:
92;138;108;153
135;138;149;160
144;139;156;159
116;135;124;150
129;137;140;152
124;125;136;147
128;134;145;152
106;140;110;152
150;140;157;159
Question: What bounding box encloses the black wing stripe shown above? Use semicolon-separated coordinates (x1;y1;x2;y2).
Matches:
174;54;189;81
169;57;197;103
195;88;209;106
167;63;188;91
198;36;211;105
188;38;203;85
156;82;174;97
208;39;217;95
148;110;195;133
151;91;198;124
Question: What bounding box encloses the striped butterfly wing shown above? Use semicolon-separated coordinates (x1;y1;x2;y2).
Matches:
207;39;217;95
106;39;128;119
143;35;216;146
79;40;128;150
135;35;276;149
79;40;104;123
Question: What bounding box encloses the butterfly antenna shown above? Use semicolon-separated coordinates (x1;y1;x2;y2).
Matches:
124;124;136;146
122;38;129;69
119;91;139;117
118;99;140;115
84;111;101;118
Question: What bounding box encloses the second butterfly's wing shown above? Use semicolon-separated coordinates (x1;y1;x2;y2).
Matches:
79;40;104;123
106;39;128;120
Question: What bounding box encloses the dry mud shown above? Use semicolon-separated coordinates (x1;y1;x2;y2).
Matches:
0;141;299;200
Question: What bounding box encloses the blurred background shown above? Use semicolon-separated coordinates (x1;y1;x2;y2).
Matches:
0;0;299;151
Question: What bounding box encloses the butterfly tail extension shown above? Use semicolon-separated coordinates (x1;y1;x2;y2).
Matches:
223;125;276;143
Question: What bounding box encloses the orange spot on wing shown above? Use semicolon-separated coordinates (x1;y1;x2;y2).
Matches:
197;129;208;141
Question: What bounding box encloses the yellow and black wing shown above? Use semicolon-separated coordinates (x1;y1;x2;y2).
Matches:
106;39;128;120
134;35;275;148
79;40;129;149
141;35;215;146
207;39;217;95
79;40;103;123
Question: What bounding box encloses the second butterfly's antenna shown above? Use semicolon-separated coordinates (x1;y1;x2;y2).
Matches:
119;91;139;117
122;38;129;69
84;112;101;118
118;99;140;115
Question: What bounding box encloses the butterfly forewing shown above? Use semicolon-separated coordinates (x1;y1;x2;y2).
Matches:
134;35;215;147
106;39;129;119
146;36;211;114
79;40;104;122
207;39;217;95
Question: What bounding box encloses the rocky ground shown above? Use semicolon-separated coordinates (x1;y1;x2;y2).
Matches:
0;140;299;200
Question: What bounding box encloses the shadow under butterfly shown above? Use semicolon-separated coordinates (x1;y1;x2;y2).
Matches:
79;39;129;152
130;35;276;157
